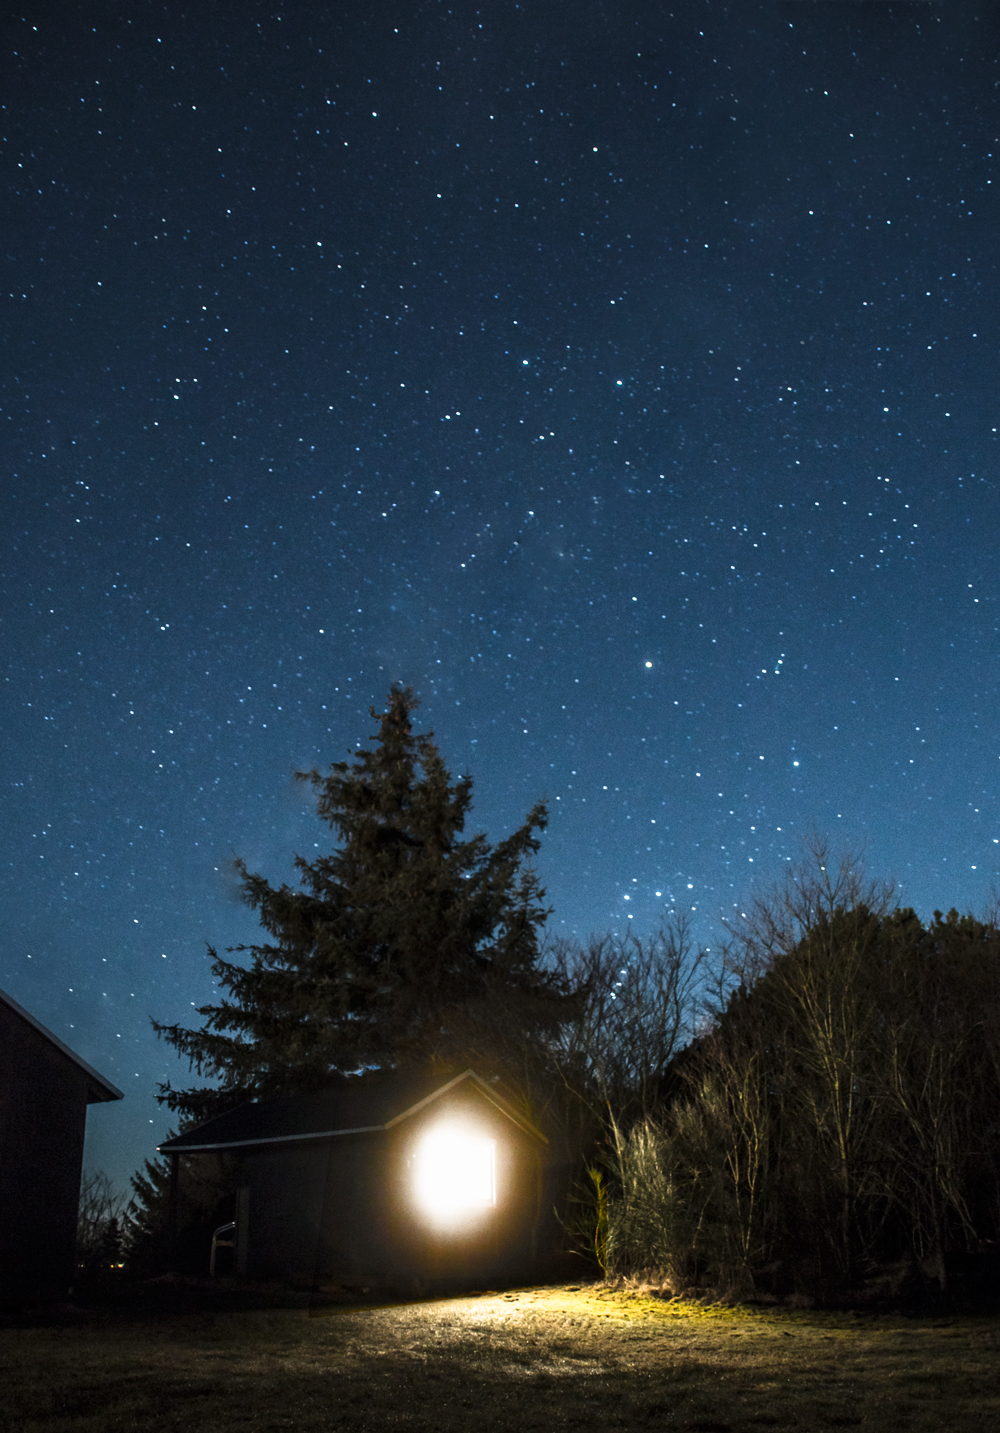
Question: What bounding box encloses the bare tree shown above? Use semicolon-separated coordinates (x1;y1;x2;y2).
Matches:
634;847;1000;1298
76;1170;130;1279
549;916;709;1129
720;839;896;987
877;909;1000;1290
714;842;899;1281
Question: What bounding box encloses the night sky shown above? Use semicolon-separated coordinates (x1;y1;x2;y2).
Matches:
3;1;997;1189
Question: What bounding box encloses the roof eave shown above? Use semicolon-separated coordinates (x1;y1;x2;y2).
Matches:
0;985;124;1102
158;1069;548;1154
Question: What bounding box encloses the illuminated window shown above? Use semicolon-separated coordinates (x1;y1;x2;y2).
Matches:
412;1124;496;1222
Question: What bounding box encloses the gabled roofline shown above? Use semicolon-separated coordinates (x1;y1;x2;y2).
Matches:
0;985;124;1103
160;1121;386;1153
159;1069;547;1153
383;1070;548;1143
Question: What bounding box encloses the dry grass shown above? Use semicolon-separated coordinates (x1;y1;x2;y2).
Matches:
2;1283;998;1431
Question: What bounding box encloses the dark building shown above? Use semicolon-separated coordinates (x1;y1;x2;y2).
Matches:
160;1069;557;1295
0;985;123;1307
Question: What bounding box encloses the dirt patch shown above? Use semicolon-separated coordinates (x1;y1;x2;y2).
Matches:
2;1284;999;1431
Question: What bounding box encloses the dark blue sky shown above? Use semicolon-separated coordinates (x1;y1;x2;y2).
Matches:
3;0;997;1188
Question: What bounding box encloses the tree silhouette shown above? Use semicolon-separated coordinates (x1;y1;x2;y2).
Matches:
156;685;565;1121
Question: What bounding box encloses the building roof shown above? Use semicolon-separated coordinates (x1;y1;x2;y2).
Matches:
0;985;124;1103
159;1068;547;1153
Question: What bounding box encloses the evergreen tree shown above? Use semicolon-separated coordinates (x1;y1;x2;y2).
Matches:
155;686;564;1121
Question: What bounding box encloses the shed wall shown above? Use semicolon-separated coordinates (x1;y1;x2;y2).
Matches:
236;1142;330;1281
377;1084;544;1288
311;1084;545;1290
188;1077;554;1293
0;1004;90;1304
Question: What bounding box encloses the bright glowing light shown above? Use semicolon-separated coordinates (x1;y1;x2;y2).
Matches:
412;1124;496;1221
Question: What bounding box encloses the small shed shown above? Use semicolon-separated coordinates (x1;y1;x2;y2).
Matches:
0;985;123;1307
159;1069;552;1294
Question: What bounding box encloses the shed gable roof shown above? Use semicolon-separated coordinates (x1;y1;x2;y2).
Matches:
159;1069;547;1153
0;985;124;1103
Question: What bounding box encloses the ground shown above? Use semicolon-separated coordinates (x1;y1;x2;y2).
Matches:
2;1284;998;1431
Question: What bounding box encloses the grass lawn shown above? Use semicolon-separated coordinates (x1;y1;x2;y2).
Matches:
2;1283;998;1431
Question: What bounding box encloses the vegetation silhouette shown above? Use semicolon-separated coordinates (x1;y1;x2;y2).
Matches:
603;845;1000;1305
154;684;569;1124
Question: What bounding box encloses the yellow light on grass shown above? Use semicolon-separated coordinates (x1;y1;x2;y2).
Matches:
413;1124;496;1223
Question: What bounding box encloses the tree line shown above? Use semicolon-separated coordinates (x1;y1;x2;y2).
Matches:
607;854;1000;1303
87;688;1000;1304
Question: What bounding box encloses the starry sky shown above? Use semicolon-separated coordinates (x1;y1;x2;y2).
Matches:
3;0;997;1189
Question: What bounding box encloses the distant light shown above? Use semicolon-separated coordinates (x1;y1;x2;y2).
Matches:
645;661;653;668
412;1124;495;1225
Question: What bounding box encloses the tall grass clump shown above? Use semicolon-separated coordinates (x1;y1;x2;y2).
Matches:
605;1118;688;1290
604;1098;762;1299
